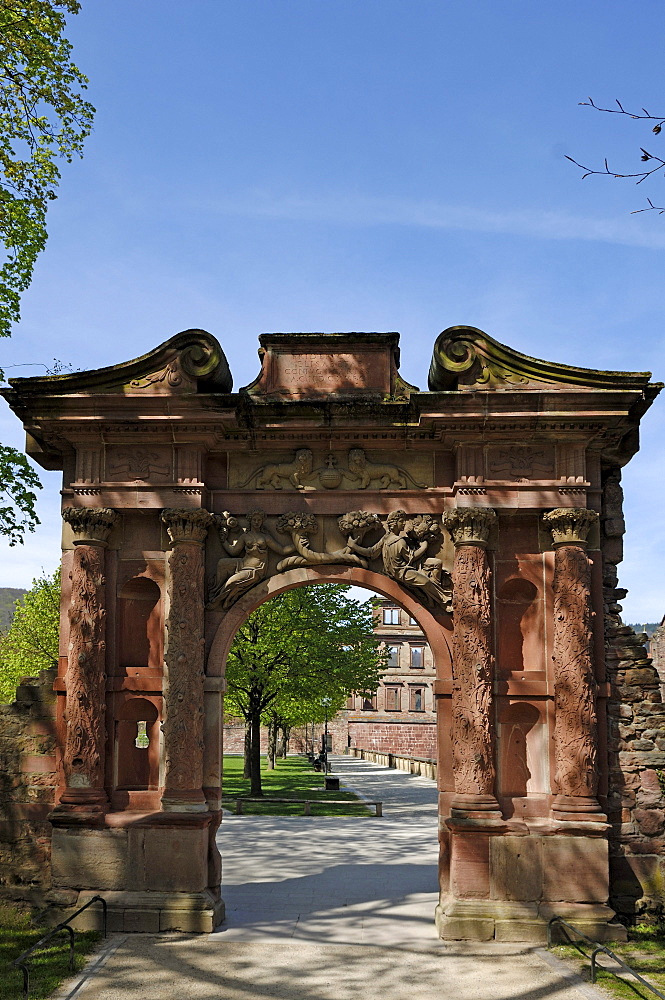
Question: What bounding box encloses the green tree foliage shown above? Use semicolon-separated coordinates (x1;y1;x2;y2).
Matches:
0;1;94;542
0;442;40;544
0;0;94;334
0;566;59;702
224;585;386;795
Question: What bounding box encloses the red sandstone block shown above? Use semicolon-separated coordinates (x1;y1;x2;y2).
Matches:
20;755;56;774
27;720;55;737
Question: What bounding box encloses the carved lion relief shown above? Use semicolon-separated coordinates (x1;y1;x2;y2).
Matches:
231;448;430;491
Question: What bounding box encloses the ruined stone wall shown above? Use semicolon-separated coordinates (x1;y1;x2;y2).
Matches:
602;469;665;921
0;668;60;907
650;619;665;684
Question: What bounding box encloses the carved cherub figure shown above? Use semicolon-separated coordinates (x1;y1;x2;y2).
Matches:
347;509;451;611
206;509;293;610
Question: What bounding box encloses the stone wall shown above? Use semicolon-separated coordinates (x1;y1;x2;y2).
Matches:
0;668;60;907
602;468;665;921
650;618;665;684
349;718;437;758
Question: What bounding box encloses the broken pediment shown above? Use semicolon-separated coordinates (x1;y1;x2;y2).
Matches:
241;332;418;400
6;329;232;397
428;325;655;392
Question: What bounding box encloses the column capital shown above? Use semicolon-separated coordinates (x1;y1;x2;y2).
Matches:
62;506;118;547
543;507;598;548
443;507;496;548
161;508;214;545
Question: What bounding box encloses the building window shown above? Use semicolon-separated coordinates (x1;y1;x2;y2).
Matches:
410;687;424;712
410;645;424;669
387;645;400;668
362;693;377;711
383;607;400;625
409;616;418;626
385;686;401;711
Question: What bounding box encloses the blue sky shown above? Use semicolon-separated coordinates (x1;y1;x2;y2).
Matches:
1;0;663;622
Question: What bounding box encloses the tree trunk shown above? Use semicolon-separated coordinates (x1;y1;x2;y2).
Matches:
267;720;277;769
280;726;290;758
243;724;252;779
250;711;263;796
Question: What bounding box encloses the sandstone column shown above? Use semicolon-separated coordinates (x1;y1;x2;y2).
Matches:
160;508;214;812
56;506;118;820
542;507;605;822
443;506;501;820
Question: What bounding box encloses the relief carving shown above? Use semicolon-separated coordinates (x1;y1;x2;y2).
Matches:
160;508;213;809
345;510;452;611
206;509;293;610
544;509;600;803
63;505;118;547
489;447;554;482
543;507;597;548
443;506;496;548
275;512;368;571
107;448;170;481
450;540;495;795
236;447;427;491
59;507;119;813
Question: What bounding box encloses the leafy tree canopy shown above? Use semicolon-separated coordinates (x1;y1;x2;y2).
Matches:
0;0;94;335
0;566;59;702
0;1;93;542
225;585;386;793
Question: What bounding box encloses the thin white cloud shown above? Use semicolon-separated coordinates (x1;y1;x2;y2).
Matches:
201;191;665;251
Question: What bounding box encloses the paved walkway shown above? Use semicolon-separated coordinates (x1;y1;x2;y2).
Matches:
59;756;604;1000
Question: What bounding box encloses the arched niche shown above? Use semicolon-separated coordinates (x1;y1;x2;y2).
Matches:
206;564;453;680
112;697;160;810
497;701;548;805
497;576;540;675
117;576;162;671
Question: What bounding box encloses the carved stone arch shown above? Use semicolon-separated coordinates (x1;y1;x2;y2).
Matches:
206;564;453;680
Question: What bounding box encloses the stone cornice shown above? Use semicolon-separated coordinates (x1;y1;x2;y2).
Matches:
62;506;119;546
428;325;657;392
161;508;214;545
5;329;232;396
543;507;599;548
443;507;497;547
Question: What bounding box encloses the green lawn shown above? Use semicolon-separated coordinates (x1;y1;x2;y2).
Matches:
554;924;665;999
222;754;371;816
0;903;100;1000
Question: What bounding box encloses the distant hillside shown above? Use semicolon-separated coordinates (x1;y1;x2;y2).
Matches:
626;623;660;639
0;588;27;633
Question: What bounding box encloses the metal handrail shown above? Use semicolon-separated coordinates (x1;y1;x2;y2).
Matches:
13;894;107;1000
548;915;665;999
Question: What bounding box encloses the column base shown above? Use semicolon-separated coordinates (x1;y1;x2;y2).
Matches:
551;794;608;827
435;897;626;943
161;789;208;812
64;889;224;934
51;789;108;827
447;793;506;831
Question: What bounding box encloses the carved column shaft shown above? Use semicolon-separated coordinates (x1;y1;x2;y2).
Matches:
443;507;500;815
161;509;214;811
543;508;603;820
58;507;118;818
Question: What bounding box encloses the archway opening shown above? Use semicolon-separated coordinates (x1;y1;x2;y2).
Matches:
209;573;453;940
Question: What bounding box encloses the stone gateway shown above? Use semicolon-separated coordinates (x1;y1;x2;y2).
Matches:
2;325;662;940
